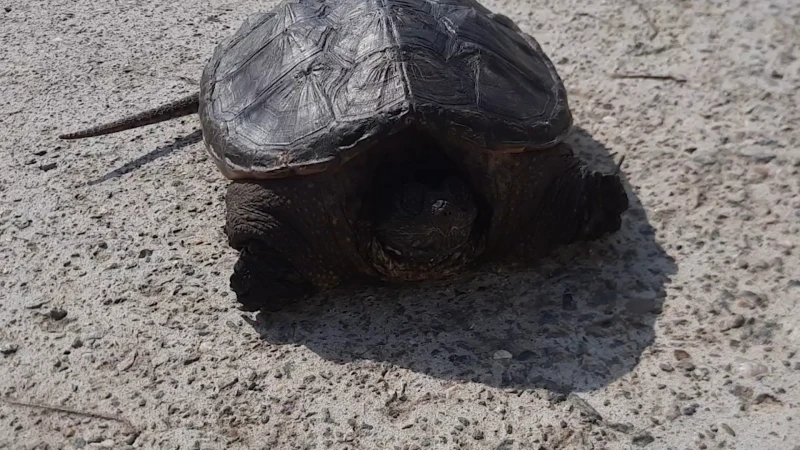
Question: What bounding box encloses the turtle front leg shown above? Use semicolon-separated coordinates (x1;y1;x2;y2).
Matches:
224;181;343;312
495;147;629;261
537;156;629;250
229;240;317;312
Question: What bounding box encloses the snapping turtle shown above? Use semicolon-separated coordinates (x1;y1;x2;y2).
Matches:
60;0;629;311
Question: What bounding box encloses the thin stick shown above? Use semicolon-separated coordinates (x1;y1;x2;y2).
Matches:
609;73;687;83
0;397;136;431
630;0;659;39
613;155;626;176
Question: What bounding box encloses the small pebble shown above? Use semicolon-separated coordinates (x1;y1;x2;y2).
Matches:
39;162;57;171
48;308;67;321
720;423;735;437
659;363;674;372
720;315;745;331
735;360;769;377
0;344;19;356
493;350;512;360
632;431;655;447
674;350;691;361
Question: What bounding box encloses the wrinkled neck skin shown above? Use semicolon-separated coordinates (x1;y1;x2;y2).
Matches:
358;174;485;281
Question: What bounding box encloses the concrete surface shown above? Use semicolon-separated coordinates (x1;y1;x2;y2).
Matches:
1;0;799;449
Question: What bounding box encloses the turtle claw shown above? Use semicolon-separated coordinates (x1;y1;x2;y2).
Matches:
613;154;626;176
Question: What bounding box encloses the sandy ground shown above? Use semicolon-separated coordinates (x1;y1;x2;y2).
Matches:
1;0;799;449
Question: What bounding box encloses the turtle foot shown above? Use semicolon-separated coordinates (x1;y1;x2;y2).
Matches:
230;241;316;312
577;167;630;240
535;160;629;249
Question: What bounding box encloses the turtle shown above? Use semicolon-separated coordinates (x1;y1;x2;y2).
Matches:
59;0;629;312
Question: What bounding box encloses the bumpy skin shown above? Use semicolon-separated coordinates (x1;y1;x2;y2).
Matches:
226;142;628;312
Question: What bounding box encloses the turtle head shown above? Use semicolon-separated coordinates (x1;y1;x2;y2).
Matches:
374;175;478;263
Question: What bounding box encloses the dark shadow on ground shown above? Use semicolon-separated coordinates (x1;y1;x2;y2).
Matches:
87;129;203;185
248;127;677;393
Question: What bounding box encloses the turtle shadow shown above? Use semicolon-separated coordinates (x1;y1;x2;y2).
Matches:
248;127;677;393
87;129;203;185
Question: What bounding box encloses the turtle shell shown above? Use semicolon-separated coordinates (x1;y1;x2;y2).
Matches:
199;0;572;180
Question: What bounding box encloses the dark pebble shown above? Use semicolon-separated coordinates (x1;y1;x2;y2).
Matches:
39;162;57;171
632;431;655;447
517;350;535;361
49;308;67;321
659;363;674;372
1;344;19;356
754;393;781;405
682;406;697;416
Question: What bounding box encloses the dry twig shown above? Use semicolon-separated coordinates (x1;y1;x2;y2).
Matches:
609;73;687;83
0;396;136;431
